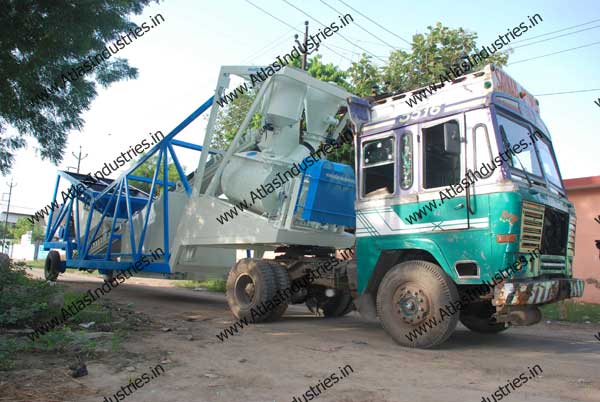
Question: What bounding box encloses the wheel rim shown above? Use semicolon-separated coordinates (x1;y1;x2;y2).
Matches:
393;282;431;325
234;273;256;307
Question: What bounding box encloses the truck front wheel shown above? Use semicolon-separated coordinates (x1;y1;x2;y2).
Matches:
376;260;459;348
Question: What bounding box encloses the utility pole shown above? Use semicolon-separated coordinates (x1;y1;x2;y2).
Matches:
2;179;16;253
301;20;309;70
71;145;88;173
295;21;319;71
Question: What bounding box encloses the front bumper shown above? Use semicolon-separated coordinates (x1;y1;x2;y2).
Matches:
493;278;584;306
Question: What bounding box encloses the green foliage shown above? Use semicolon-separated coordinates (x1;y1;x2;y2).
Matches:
0;261;59;328
131;155;181;194
212;90;259;151
25;259;45;269
111;330;126;352
0;0;158;174
0;328;97;361
62;291;112;324
0;224;14;245
175;278;226;292
11;217;44;242
346;54;382;97
211;22;509;168
382;22;509;93
302;55;351;91
540;301;600;323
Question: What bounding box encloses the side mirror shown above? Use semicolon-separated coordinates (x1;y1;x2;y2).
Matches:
444;121;461;154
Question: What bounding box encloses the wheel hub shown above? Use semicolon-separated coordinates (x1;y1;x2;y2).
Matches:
234;274;256;306
394;284;430;325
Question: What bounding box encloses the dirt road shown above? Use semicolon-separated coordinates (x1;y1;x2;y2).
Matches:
15;269;600;402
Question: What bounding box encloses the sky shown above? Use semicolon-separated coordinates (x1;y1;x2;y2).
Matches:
2;0;599;215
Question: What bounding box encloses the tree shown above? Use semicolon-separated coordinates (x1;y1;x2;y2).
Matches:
211;90;259;151
209;22;510;168
11;217;44;243
298;55;351;91
131;155;181;195
346;54;382;97
382;22;509;93
0;0;158;175
0;224;13;243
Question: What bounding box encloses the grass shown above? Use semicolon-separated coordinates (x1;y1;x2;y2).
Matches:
0;260;130;371
21;260;45;269
540;301;600;322
174;279;226;293
63;291;113;324
22;260;97;275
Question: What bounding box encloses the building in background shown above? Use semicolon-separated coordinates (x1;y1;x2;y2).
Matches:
0;206;43;259
0;207;34;226
565;175;600;304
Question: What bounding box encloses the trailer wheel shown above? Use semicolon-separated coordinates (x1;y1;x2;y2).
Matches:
263;261;290;322
459;301;508;334
376;260;459;348
226;259;278;323
306;287;354;317
100;270;114;282
44;251;61;282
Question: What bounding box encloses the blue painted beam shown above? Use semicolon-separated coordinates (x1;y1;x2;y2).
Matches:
94;96;214;201
66;260;171;274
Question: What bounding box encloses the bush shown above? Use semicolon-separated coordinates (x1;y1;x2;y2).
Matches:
0;256;61;329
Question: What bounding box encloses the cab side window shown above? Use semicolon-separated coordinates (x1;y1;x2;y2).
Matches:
362;137;395;197
423;120;461;189
400;133;413;189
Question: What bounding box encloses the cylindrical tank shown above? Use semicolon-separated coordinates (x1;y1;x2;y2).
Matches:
221;151;289;216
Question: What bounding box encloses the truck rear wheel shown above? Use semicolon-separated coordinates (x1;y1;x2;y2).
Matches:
226;258;277;323
376;260;459;348
263;261;290;322
44;250;61;282
459;301;508;334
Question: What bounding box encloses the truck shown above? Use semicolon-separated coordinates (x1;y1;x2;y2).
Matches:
42;63;584;348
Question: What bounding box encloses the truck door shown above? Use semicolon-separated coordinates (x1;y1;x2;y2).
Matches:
418;114;469;229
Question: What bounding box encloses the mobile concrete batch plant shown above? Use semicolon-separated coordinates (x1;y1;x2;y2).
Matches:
42;64;584;348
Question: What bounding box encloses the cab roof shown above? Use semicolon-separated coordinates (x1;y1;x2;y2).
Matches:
348;64;548;139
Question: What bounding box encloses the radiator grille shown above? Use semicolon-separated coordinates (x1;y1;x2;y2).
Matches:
539;255;566;272
519;201;544;252
567;218;576;257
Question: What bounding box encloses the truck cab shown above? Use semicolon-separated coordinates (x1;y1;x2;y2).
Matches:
347;64;584;348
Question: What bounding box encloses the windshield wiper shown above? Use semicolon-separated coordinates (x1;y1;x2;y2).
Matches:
499;127;536;191
513;153;534;189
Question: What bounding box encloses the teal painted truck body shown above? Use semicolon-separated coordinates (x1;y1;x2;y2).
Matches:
349;65;583;308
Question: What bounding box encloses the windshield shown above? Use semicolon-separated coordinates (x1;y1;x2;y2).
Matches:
497;114;542;176
535;138;563;188
496;112;564;190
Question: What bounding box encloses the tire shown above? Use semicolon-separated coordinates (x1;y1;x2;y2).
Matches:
44;250;61;282
376;260;459;348
327;289;355;317
226;258;278;324
459;301;508;334
306;287;355;317
263;261;290;322
100;270;115;282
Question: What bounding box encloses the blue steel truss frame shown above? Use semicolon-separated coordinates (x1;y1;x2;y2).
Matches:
43;96;215;274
